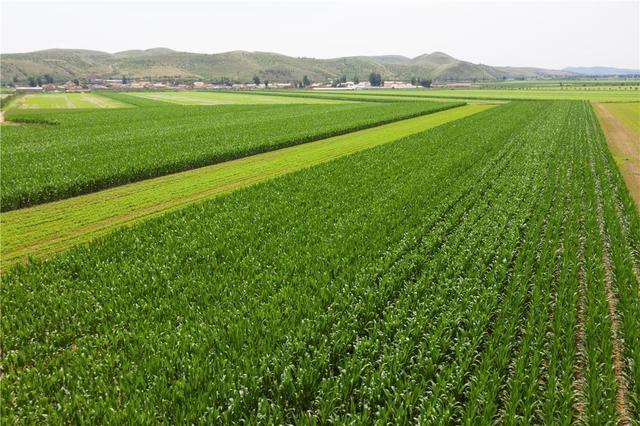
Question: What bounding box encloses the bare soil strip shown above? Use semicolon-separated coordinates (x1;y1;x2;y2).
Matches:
64;95;74;108
594;103;640;213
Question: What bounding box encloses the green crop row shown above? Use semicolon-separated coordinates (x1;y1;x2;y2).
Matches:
2;101;638;423
98;91;176;107
1;100;458;211
266;87;640;103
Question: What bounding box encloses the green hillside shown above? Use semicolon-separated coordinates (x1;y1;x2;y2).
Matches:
0;48;576;84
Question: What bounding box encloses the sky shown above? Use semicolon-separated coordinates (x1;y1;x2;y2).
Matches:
1;0;639;69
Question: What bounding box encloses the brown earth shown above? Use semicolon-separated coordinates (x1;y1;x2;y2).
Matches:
594;103;640;212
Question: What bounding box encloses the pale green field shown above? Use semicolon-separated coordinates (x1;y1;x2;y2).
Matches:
12;93;130;109
362;88;640;102
603;102;640;137
129;91;354;105
0;104;493;270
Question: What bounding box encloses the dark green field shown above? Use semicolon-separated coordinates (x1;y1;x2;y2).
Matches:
2;95;639;423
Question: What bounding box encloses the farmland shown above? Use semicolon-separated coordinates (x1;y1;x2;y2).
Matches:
602;102;640;136
2;98;639;423
1;104;492;270
1;99;458;210
288;87;640;102
8;92;130;109
426;87;640;102
128;91;353;105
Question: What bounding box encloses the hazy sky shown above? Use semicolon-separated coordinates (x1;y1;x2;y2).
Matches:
1;0;639;69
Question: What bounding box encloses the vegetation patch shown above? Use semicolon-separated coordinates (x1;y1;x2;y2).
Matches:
9;93;130;109
3;101;638;423
1;104;491;270
129;91;355;105
1;100;458;210
307;87;640;102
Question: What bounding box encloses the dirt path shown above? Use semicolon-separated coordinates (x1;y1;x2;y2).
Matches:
594;103;640;212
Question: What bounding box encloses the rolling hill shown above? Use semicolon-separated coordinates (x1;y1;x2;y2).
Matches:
0;48;577;84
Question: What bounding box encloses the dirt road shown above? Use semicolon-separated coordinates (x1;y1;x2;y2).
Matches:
594;103;640;212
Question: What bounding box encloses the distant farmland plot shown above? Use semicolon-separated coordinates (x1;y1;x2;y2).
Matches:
2;100;457;210
603;102;640;136
594;102;640;210
366;87;640;102
11;93;130;109
129;91;354;105
264;90;506;104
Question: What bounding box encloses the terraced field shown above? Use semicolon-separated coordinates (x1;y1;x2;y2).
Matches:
2;100;639;423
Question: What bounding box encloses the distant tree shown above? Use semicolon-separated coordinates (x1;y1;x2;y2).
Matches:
353;76;359;84
27;76;37;87
36;77;43;86
72;79;80;86
122;75;129;84
411;77;417;86
419;79;432;88
340;75;347;84
264;80;269;88
253;75;261;85
369;72;382;87
43;74;54;84
302;75;311;87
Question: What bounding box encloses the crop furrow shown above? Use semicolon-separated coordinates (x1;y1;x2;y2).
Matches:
308;138;543;423
585;109;633;425
221;111;528;420
499;115;577;424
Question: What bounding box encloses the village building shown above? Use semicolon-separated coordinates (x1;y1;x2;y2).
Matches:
15;86;43;93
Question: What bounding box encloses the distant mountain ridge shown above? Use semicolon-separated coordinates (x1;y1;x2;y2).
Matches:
562;66;640;76
1;47;578;84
